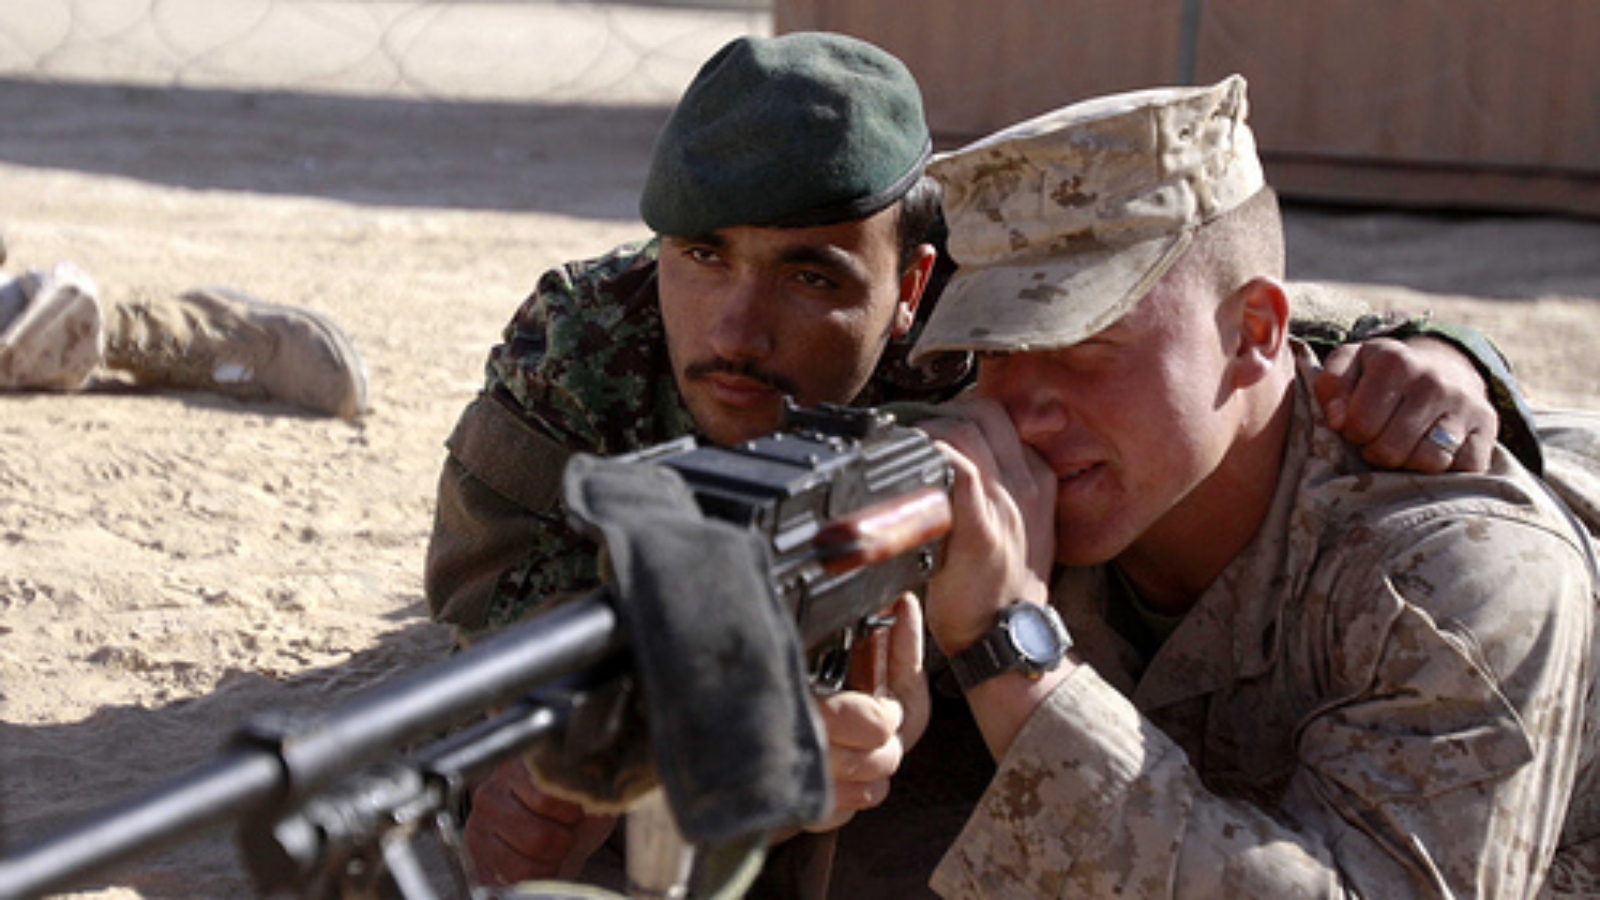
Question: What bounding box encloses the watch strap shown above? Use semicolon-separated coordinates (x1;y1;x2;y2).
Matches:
947;626;1014;692
947;602;1071;692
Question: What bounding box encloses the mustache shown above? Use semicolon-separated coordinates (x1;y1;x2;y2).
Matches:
683;358;801;398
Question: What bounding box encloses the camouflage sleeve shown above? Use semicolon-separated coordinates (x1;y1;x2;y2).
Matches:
933;513;1594;897
1287;280;1543;473
424;390;600;644
425;241;681;644
931;666;1347;897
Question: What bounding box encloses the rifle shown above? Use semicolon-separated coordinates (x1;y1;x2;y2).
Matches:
0;401;951;900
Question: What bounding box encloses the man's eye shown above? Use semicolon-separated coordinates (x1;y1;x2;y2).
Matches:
795;270;837;290
684;247;721;265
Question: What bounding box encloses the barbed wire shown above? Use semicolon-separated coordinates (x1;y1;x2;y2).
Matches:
0;0;772;105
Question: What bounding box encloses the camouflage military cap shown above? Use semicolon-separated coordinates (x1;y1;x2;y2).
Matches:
639;32;932;236
910;75;1265;363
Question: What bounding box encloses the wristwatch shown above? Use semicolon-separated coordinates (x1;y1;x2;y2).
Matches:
947;601;1073;692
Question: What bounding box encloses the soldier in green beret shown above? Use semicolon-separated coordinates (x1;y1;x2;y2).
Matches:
423;34;1536;896
430;32;953;891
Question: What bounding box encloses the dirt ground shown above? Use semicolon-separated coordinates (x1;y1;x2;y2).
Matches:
1;28;1599;900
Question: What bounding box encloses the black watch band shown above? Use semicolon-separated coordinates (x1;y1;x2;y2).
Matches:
947;602;1072;692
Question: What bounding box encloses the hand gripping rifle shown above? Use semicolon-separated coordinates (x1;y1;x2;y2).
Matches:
0;401;951;900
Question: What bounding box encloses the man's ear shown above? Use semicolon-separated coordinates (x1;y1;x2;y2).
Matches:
1232;276;1290;381
893;243;938;337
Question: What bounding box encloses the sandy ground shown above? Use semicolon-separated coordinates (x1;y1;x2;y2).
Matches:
1;5;1599;899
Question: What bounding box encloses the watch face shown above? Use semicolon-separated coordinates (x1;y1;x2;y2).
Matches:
1008;606;1062;663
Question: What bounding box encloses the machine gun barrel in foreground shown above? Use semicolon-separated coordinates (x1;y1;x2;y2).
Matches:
0;402;950;899
0;597;626;899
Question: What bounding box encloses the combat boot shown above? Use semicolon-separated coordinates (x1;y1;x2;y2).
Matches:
103;287;368;419
0;262;105;391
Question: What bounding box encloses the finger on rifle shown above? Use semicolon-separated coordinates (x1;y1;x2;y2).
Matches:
958;397;1028;485
503;760;586;824
885;593;930;750
560;812;620;881
923;398;1053;549
829;729;905;786
920;397;1029;492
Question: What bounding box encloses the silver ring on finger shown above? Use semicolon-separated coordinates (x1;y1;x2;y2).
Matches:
1427;423;1462;455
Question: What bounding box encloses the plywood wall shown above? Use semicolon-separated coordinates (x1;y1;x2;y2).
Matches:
776;0;1600;216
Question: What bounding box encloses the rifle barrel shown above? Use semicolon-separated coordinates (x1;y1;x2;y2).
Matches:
264;591;624;806
0;591;625;900
0;749;281;900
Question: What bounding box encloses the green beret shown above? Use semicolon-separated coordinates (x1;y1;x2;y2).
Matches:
640;32;931;236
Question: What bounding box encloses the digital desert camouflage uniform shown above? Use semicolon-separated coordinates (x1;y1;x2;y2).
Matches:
927;343;1600;899
902;71;1600;897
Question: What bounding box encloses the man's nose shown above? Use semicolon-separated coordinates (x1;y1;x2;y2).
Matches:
986;359;1071;444
1012;394;1071;446
706;278;776;361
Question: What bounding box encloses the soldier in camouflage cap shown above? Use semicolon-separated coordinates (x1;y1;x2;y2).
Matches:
912;75;1263;362
907;76;1600;896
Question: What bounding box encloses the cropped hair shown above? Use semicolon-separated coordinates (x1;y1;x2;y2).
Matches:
1174;186;1286;299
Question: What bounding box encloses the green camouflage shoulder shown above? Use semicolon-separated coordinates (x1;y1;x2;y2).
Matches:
476;239;699;631
480;504;603;634
488;238;698;455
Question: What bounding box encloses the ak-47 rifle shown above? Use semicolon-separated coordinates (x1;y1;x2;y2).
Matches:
0;401;951;900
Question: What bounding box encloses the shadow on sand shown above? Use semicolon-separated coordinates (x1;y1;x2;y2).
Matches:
0;610;462;898
0;77;670;219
